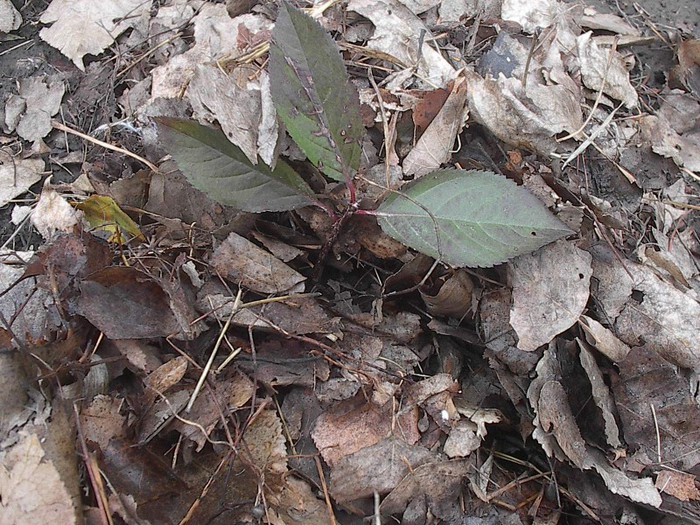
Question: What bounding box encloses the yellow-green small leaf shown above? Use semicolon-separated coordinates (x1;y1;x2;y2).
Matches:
76;195;145;244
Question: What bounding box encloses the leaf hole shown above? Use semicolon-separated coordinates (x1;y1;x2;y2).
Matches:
631;290;644;303
530;231;537;236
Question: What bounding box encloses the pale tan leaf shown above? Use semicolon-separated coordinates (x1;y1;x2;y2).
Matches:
211;232;306;294
0;158;44;208
0;433;77;524
39;0;150;71
509;240;592;351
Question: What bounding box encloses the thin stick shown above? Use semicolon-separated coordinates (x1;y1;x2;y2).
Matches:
651;403;662;464
51;120;159;172
186;288;242;412
315;455;338;525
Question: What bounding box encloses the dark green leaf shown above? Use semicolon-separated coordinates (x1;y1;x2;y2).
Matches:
376;169;573;268
269;2;363;182
157;118;314;212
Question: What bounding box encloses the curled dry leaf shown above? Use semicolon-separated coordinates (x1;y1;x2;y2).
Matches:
576;32;638;109
420;269;474;319
403;77;469;177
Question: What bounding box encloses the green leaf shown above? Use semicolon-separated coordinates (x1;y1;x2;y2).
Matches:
376;169;573;268
156;118;315;212
269;2;363;182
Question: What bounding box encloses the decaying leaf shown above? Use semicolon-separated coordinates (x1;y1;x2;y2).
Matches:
348;0;457;87
0;158;44;208
330;437;436;502
75;195;145;243
0;433;78;524
77;267;199;340
4;76;65;142
639;91;700;172
576;32;638;109
32;188;80;239
501;0;562;33
210;232;306;294
509;240;592;351
0;0;21;32
655;470;700;502
403;77;469;177
465;68;582;154
39;0;150;71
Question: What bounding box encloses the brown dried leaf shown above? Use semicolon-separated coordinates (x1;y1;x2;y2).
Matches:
509;240;592;351
77;267;191;339
171;373;254;450
403;77;469;177
578;341;622;448
80;395;126;450
4;76;64;142
0;433;78;524
330;438;435;502
576;32;638;108
536;380;588;468
678;39;700;96
312;398;419;468
39;0;150;71
347;0;457;87
655;470;700;501
0;158;43;208
211;232;305;294
614;345;700;471
420;269;474;319
614;263;700;373
143;356;188;406
579;315;630;362
32;189;80;239
639;91;700;172
239;409;288;492
379;458;470;519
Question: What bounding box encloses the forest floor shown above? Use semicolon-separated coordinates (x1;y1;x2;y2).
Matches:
1;0;699;524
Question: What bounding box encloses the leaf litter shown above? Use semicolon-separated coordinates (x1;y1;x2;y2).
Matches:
1;0;700;524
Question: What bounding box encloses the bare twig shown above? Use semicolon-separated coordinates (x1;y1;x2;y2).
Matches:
51;120;159;172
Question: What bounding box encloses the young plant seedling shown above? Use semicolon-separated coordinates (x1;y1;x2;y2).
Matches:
157;2;572;270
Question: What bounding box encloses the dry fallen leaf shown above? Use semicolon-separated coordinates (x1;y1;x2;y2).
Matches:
0;0;22;32
403;77;469;177
0;158;44;208
31;188;80;239
211;232;306;294
509;240;592;351
0;432;78;524
4;76;64;142
347;0;457;87
576;32;638;109
77;267;196;340
39;0;150;71
655;470;700;502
